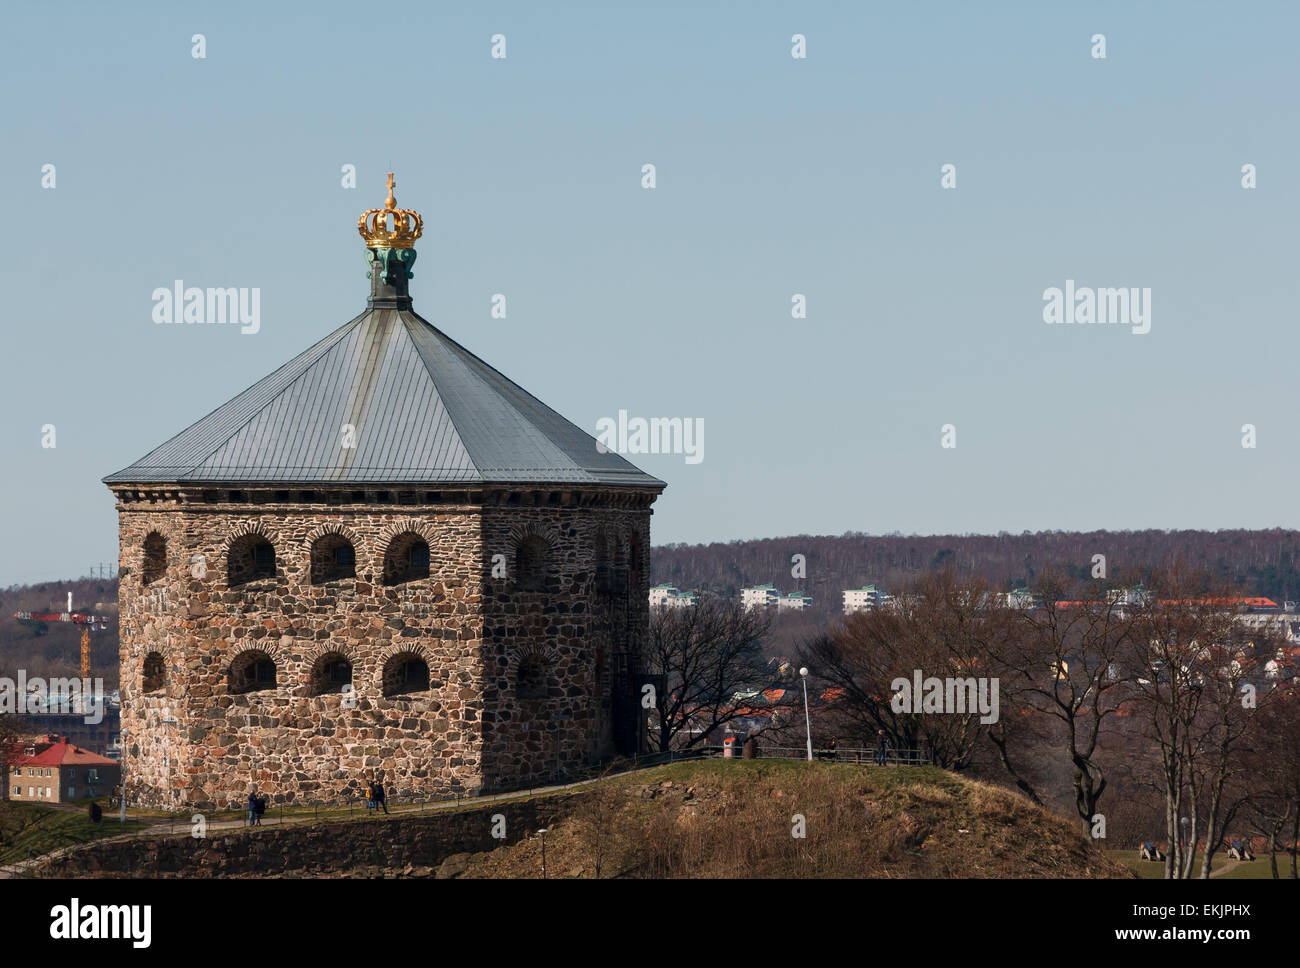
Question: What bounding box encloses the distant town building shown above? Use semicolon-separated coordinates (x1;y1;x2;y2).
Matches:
1106;585;1152;609
650;584;697;609
649;583;679;608
1005;587;1038;610
843;585;888;615
778;591;813;611
9;736;120;804
741;584;780;611
1236;610;1300;646
18;707;120;758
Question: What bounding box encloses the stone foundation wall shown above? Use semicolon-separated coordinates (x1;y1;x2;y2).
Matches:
31;792;583;878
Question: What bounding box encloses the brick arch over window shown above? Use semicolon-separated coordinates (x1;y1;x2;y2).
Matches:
225;524;277;587
510;645;560;702
515;534;550;592
375;521;437;567
383;529;432;586
380;645;431;697
307;524;359;585
142;532;167;586
228;649;279;695
309;649;353;696
142;651;165;693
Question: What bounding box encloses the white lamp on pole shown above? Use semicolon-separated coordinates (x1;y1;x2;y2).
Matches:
800;667;812;761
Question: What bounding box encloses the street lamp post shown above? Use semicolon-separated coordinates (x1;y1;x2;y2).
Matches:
800;667;812;761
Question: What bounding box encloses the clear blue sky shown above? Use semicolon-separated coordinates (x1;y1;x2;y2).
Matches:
2;1;1297;585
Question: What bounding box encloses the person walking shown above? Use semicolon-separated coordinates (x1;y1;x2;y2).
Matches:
875;730;888;767
247;790;258;827
373;775;389;815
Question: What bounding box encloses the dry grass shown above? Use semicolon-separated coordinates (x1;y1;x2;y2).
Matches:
450;760;1134;879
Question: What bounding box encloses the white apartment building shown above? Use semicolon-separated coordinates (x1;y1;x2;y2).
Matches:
843;585;886;615
778;591;813;611
741;584;781;611
650;583;698;610
649;583;680;609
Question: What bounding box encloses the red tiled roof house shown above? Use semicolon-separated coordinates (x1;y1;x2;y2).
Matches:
8;735;120;805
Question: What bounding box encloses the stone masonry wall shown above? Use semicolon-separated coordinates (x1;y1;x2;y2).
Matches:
32;792;584;878
478;506;651;789
116;494;653;811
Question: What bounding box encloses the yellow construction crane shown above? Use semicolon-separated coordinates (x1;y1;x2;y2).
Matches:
13;591;108;680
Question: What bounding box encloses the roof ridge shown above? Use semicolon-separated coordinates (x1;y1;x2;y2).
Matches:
400;311;647;481
398;312;581;480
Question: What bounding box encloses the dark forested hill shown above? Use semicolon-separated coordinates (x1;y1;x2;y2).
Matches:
5;528;1300;686
650;529;1300;604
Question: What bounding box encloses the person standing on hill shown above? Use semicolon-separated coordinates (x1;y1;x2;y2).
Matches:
875;730;888;767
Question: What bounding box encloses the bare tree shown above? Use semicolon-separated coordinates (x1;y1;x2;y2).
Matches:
1187;629;1277;879
0;714;29;850
1124;563;1252;879
800;571;1011;770
986;572;1134;833
643;592;779;751
1242;684;1300;878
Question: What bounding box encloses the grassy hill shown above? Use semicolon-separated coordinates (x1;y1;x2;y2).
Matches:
443;760;1134;879
0;802;146;865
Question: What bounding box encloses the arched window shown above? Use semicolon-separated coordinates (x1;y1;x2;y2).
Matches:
516;535;548;592
228;534;276;586
229;651;277;695
517;653;548;700
383;532;430;585
311;534;356;584
142;652;165;693
142;533;167;586
310;652;352;696
382;653;429;697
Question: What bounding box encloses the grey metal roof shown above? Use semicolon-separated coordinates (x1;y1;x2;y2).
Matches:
104;309;665;489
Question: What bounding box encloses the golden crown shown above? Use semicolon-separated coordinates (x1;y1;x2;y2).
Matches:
358;172;423;249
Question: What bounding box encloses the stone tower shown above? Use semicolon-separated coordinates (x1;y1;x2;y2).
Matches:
104;175;664;810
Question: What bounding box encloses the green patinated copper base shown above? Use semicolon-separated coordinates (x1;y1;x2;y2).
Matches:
366;246;417;286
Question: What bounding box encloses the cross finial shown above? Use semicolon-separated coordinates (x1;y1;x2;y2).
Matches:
385;172;396;211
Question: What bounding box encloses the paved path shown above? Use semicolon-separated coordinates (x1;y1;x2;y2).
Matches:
1209;857;1241;878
